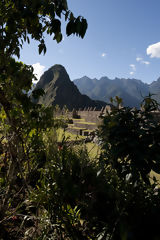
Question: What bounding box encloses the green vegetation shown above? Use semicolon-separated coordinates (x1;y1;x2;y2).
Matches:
68;127;86;130
57;128;85;141
72;118;86;121
99;96;160;184
0;1;88;238
75;121;96;125
86;142;101;159
1;1;160;239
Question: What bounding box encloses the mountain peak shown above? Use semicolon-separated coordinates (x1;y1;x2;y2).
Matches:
49;64;66;72
34;65;106;109
35;64;69;90
78;76;93;81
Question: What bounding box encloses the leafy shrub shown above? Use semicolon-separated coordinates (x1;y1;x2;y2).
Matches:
96;96;160;239
31;133;118;239
99;96;160;184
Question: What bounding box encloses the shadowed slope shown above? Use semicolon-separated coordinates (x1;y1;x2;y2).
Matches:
35;65;106;110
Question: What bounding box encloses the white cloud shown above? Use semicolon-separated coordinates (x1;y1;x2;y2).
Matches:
101;53;106;57
147;42;160;58
130;71;134;75
130;64;136;71
136;57;143;62
32;62;45;81
129;64;136;75
136;57;150;65
142;61;150;65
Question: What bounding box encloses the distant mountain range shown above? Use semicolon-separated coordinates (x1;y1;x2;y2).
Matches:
33;64;160;109
34;65;106;110
73;76;160;107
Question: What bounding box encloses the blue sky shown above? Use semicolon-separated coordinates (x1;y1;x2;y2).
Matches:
20;0;160;84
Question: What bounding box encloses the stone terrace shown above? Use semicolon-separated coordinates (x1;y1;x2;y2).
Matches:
66;106;111;136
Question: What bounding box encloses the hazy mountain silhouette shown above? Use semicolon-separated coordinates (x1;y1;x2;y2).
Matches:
73;76;160;107
149;77;160;103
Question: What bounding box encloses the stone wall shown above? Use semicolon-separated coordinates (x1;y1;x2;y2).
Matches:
54;105;111;124
77;110;101;124
55;106;160;124
75;105;111;123
55;106;160;137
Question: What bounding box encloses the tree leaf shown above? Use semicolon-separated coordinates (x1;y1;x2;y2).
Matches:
54;32;62;43
66;20;75;36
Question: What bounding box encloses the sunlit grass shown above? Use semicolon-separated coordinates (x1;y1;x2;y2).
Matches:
56;128;100;159
56;128;85;142
75;121;96;125
86;142;101;159
72;118;85;121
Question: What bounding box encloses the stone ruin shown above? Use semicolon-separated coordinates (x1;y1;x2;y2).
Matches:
54;104;160;138
64;105;111;137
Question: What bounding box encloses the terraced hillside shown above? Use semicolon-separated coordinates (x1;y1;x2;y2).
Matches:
67;118;97;136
